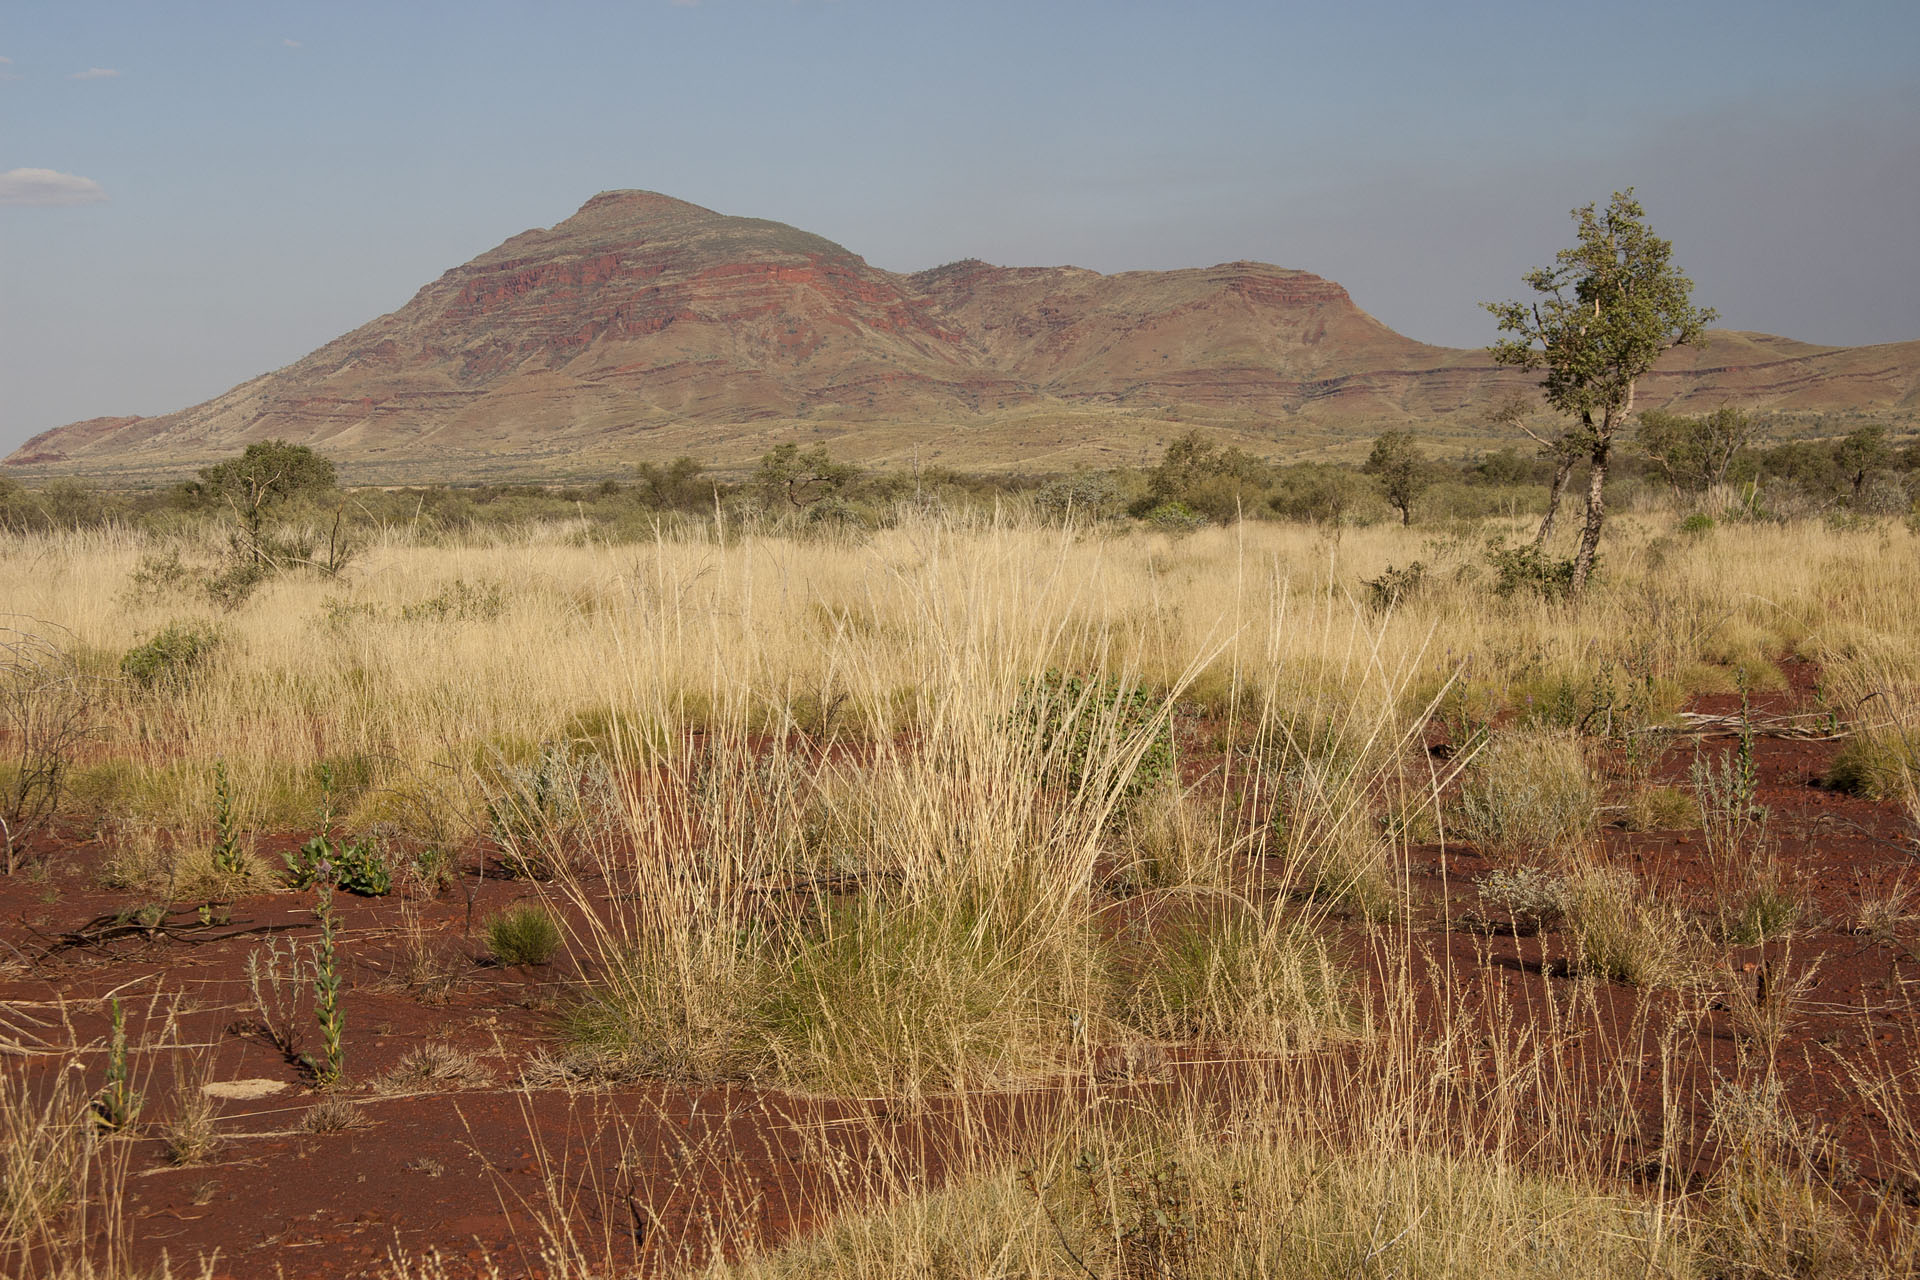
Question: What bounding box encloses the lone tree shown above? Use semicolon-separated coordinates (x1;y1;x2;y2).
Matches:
1486;190;1714;593
1361;431;1434;526
194;441;337;564
754;443;858;509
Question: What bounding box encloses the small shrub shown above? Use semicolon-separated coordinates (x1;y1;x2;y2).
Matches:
1454;727;1597;860
1363;561;1427;612
1485;540;1579;600
1141;501;1207;535
1679;512;1715;535
284;835;391;896
485;741;616;880
1478;865;1570;935
1014;670;1174;810
487;902;562;967
398;578;506;623
120;549;196;605
119;620;221;691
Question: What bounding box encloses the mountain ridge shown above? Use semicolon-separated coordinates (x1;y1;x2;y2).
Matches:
11;190;1918;480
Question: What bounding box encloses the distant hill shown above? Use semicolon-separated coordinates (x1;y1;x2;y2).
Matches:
10;190;1918;480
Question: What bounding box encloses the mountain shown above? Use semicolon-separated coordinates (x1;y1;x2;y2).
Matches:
10;191;1918;479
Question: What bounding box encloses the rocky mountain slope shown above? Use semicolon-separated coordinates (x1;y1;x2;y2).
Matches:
11;191;1918;478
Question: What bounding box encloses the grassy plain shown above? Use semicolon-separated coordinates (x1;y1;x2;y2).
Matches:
2;505;1918;1277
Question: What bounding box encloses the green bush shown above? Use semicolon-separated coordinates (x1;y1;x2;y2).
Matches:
284;835;391;896
1485;541;1579;600
120;620;221;691
487;902;562;966
1363;561;1427;612
1015;670;1173;809
1141;501;1208;534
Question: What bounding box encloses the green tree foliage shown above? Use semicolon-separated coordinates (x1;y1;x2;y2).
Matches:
1486;190;1715;593
1360;431;1435;526
191;441;338;564
1636;406;1758;494
1141;430;1268;523
754;444;859;510
633;456;713;511
1834;424;1890;500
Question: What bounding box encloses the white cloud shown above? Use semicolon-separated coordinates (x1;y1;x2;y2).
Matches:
282;38;301;48
0;168;108;206
70;67;119;80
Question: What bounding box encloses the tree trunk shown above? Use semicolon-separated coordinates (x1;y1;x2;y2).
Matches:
1571;435;1612;596
1399;503;1412;527
1533;453;1575;548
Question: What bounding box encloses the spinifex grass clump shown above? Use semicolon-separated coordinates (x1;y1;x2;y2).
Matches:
1114;903;1351;1049
487;901;562;967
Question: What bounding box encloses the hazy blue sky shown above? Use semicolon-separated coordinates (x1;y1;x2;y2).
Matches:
4;0;1917;452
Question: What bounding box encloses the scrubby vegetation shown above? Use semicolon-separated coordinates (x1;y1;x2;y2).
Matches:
2;436;1919;1277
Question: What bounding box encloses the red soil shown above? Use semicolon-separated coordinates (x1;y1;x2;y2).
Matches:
2;656;1914;1277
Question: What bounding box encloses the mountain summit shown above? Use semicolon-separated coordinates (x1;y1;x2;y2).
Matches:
12;192;1918;477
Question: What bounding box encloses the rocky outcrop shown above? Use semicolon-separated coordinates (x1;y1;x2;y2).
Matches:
11;191;1918;477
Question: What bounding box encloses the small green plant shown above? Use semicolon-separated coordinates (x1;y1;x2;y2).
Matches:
209;760;247;876
1362;561;1427;612
119;619;220;691
1015;670;1174;809
305;886;345;1086
283;835;391;896
1679;512;1715;535
91;998;141;1132
486;901;563;967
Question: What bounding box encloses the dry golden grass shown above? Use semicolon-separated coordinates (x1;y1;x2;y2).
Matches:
6;507;1920;1277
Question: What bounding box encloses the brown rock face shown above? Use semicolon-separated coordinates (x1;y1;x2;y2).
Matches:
11;191;1918;478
